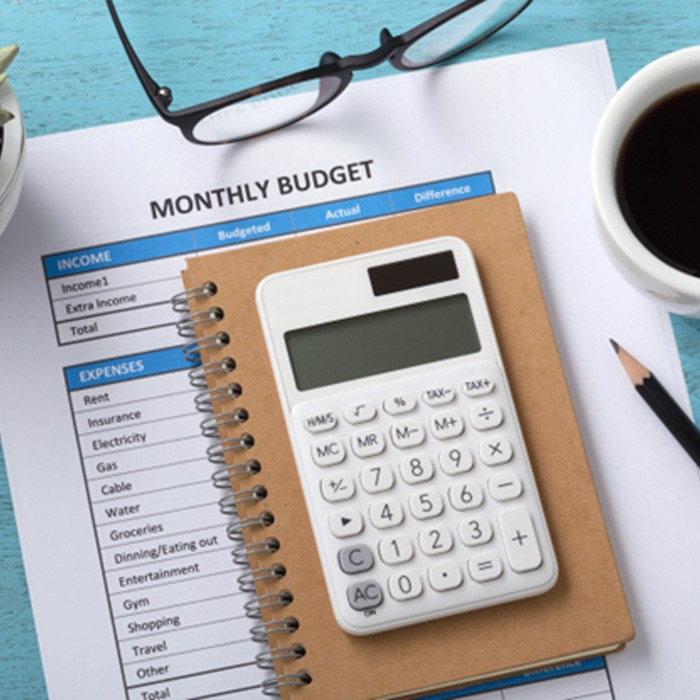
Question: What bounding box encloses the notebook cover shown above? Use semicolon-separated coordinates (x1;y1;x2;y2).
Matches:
181;193;634;699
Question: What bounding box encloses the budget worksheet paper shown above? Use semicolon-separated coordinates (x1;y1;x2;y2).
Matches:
0;41;697;700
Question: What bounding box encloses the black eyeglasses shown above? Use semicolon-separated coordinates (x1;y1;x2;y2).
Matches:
106;0;531;145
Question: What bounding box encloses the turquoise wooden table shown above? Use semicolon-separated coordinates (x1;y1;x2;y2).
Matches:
2;1;699;697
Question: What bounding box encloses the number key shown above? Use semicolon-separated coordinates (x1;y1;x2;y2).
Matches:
448;480;484;510
408;490;444;520
359;464;395;494
418;525;454;556
458;515;493;546
369;498;404;529
439;446;474;475
387;571;423;601
378;535;414;565
398;454;434;484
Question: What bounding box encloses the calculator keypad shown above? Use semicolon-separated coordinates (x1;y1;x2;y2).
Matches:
291;360;557;634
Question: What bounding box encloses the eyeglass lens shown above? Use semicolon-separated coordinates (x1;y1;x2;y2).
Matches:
401;0;528;67
194;75;345;143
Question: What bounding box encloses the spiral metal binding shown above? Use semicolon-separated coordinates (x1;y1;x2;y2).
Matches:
171;281;217;313
211;460;261;488
250;616;300;643
201;409;249;438
226;511;274;543
218;485;268;515
173;283;310;694
183;331;230;363
244;590;294;620
176;306;224;337
195;382;242;412
232;537;281;566
207;434;256;465
256;643;306;670
262;672;313;696
238;563;287;593
188;357;236;388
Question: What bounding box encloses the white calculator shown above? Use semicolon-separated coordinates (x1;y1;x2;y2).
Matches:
256;237;557;635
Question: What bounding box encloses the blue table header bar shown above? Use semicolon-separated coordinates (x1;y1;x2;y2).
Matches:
416;656;607;699
44;172;494;280
65;347;194;391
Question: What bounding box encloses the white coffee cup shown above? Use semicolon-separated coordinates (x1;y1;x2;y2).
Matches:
591;46;700;316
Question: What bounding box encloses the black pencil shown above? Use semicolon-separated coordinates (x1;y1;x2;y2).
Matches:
610;338;700;468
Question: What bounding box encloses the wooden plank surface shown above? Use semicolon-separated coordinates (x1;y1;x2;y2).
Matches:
1;1;699;696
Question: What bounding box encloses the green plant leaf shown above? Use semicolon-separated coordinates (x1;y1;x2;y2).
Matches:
0;108;15;126
0;45;19;74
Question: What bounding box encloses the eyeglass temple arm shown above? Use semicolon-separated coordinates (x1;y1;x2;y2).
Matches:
105;0;172;114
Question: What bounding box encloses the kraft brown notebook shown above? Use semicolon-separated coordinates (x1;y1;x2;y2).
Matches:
179;193;634;699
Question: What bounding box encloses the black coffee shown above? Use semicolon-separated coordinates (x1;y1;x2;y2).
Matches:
615;85;700;276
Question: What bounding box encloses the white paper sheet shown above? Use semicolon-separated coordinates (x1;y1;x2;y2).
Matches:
1;41;697;700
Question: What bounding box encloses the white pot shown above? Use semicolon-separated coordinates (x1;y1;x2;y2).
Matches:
0;79;25;238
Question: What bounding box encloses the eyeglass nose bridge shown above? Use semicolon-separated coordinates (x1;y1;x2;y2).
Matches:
329;28;404;74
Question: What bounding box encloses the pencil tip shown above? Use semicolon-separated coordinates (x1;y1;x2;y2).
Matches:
609;338;620;353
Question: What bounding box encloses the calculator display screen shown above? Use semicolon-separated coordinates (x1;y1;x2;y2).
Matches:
285;294;480;391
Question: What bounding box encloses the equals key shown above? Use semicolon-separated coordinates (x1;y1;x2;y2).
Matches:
468;553;503;582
